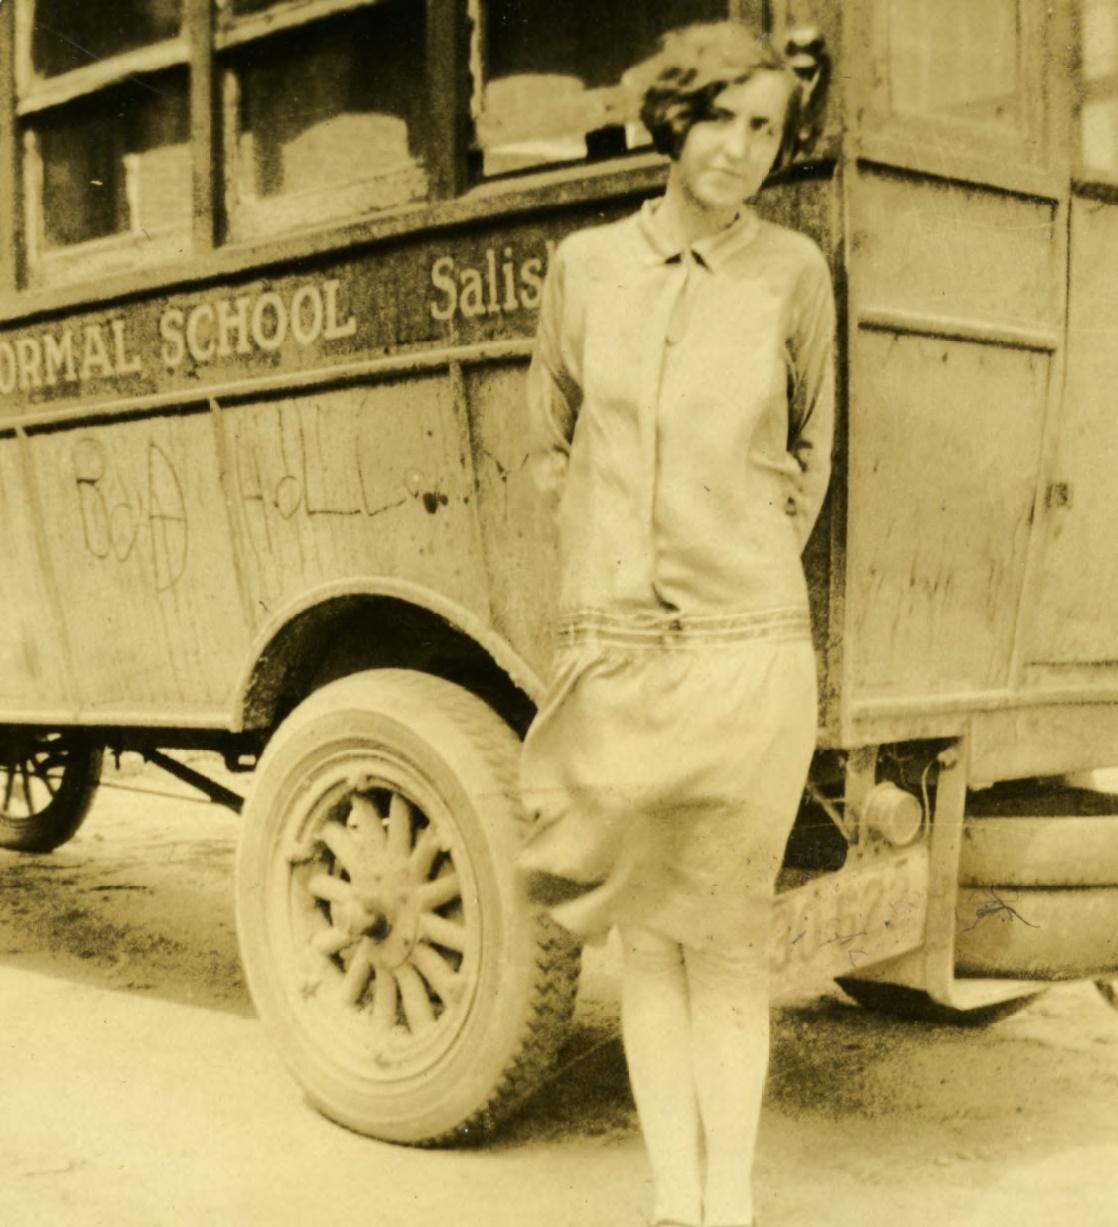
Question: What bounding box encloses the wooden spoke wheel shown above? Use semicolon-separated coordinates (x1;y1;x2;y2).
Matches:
236;669;580;1145
0;734;103;853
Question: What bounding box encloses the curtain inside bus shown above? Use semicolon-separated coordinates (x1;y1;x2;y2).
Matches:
228;2;430;237
35;73;191;250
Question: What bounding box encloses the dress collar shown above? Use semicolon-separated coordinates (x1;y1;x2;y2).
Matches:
636;198;761;270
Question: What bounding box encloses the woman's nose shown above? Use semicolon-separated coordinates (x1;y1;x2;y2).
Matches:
721;121;752;160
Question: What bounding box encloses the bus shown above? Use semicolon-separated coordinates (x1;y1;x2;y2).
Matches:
1;0;1116;1144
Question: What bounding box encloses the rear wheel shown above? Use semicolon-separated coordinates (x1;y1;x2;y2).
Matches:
836;977;1040;1026
236;669;580;1144
0;733;103;853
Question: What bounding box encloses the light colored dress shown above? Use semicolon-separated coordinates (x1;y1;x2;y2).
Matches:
519;200;835;949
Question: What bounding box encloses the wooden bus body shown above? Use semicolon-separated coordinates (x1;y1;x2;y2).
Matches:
0;0;1116;1141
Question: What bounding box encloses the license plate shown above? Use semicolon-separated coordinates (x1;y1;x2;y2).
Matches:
771;847;930;1000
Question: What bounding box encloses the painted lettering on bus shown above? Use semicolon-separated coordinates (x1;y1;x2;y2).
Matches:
428;243;555;323
159;279;357;371
0;320;143;395
0;277;357;397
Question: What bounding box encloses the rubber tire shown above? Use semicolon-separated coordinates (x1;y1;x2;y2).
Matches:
236;668;581;1145
0;742;103;853
836;977;1041;1026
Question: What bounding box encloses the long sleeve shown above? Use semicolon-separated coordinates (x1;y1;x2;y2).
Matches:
785;251;836;550
528;242;582;515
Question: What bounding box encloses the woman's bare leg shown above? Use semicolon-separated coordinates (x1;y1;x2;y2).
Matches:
684;926;770;1227
620;926;703;1226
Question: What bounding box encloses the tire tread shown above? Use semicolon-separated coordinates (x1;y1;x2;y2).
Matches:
243;668;580;1145
0;745;103;853
376;671;579;1145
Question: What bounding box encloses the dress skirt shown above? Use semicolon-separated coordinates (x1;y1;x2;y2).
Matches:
518;608;818;949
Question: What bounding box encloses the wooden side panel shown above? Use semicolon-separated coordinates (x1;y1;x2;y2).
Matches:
464;359;557;675
28;412;249;711
845;166;1060;712
1024;196;1118;667
219;376;490;631
466;350;840;717
971;701;1118;785
0;0;20;294
0;436;69;706
853;171;1058;327
848;332;1046;694
759;172;843;737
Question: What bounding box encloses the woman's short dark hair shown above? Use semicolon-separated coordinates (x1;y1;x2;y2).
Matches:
632;22;802;169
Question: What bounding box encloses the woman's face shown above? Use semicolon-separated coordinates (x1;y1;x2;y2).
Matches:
673;71;791;215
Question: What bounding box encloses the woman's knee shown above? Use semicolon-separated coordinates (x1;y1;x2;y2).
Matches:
683;934;770;1001
620;925;685;977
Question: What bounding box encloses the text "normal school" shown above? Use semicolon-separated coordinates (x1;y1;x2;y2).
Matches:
0;278;358;394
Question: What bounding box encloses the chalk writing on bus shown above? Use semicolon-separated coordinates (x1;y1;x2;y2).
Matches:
71;436;189;592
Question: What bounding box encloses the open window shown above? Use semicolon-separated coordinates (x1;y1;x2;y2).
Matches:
16;0;193;287
1079;0;1118;181
218;0;432;241
470;0;728;176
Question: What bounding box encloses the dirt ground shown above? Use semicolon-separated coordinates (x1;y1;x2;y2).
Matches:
0;757;1116;1226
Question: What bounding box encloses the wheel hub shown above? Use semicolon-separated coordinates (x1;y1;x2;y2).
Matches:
295;779;471;1043
334;857;422;971
320;796;425;970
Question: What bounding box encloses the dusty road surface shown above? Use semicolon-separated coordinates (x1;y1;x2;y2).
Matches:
0;758;1116;1227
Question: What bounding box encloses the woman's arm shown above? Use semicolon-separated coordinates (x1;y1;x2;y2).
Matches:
786;250;837;550
527;243;583;515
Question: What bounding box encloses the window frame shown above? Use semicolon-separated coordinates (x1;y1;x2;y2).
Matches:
12;0;196;289
3;0;465;291
0;0;777;307
847;0;1058;199
0;1;21;294
214;0;388;49
869;0;1041;148
1073;0;1118;193
466;0;761;182
217;0;454;243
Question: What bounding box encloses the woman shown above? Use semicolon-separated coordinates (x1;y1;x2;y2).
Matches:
519;21;835;1227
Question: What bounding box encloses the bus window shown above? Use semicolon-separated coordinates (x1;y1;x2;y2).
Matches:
34;74;191;249
884;0;1022;129
472;0;727;176
18;0;192;287
29;0;183;78
1080;0;1118;178
225;3;430;239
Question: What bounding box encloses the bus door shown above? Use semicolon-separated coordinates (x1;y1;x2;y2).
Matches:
1020;0;1118;683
